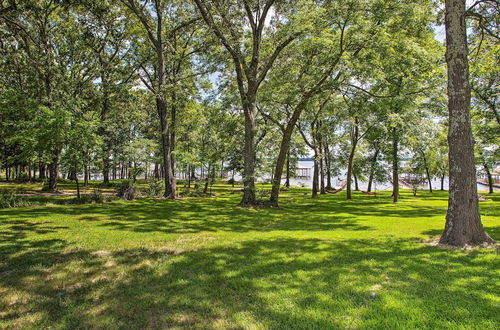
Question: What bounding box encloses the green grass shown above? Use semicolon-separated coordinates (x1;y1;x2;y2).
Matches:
0;183;499;329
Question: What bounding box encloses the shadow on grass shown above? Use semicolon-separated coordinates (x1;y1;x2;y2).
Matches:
1;235;498;328
0;191;452;235
422;225;500;240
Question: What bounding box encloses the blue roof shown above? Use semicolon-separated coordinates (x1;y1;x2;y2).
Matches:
299;158;314;161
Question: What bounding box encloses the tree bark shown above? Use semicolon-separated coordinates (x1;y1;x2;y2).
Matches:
157;96;176;199
84;166;89;187
420;150;433;193
440;0;494;246
285;149;290;188
367;148;380;193
312;150;319;198
441;174;445;191
346;143;357;200
483;163;493;194
392;127;399;203
241;101;257;205
346;119;359;200
325;143;332;190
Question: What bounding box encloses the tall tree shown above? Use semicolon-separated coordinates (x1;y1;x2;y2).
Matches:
122;0;199;198
192;0;300;206
439;0;494;246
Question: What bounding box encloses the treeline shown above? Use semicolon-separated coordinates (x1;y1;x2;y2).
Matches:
0;0;497;208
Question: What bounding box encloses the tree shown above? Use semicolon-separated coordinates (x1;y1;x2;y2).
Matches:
122;0;199;198
439;0;494;246
192;0;303;206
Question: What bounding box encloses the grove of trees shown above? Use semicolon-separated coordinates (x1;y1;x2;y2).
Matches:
0;0;497;246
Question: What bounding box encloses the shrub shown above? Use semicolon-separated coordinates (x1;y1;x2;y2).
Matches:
116;181;138;200
0;191;31;208
143;180;164;198
14;173;30;182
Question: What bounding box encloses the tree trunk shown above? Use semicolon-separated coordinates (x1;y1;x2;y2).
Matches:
312;150;319;198
484;163;493;194
367;148;380;193
84;166;89;187
441;174;445;191
420;151;433;193
285;149;290;188
425;166;433;193
170;93;177;175
73;162;80;199
157;96;176;199
39;163;46;179
203;164;210;194
325;143;332;190
392;127;399;203
346;143;357;200
241;102;257;205
103;151;110;184
346;119;359;200
269;104;307;206
319;142;326;195
354;174;359;191
440;0;494;246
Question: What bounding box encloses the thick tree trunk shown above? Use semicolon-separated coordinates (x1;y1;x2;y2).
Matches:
241;102;257;205
39;163;46;179
392;127;399;203
440;0;494;246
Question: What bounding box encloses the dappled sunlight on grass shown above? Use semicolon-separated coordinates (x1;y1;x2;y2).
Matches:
0;184;499;328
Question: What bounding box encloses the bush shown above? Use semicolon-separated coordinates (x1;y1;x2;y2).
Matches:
143;180;164;197
14;173;30;182
116;181;138;200
0;191;31;208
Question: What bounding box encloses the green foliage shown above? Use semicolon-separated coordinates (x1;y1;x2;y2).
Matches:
116;181;138;200
0;190;31;208
143;180;164;198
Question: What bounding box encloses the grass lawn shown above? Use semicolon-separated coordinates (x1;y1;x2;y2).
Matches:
0;183;499;329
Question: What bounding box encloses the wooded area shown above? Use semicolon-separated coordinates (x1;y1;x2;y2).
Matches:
0;0;499;328
1;1;498;244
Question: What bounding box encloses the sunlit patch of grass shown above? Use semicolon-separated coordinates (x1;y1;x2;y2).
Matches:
0;182;499;328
